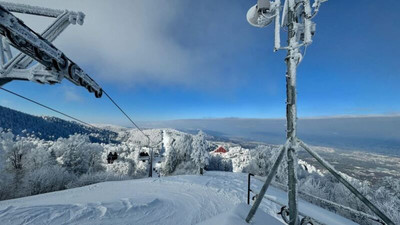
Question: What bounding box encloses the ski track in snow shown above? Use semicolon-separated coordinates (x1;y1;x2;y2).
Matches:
0;172;357;225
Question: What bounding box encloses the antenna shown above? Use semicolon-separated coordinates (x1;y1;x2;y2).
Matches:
246;0;279;28
244;1;395;225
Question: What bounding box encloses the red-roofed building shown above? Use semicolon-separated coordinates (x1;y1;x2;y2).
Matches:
213;146;228;154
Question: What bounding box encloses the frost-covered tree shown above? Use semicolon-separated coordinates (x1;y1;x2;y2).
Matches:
5;136;34;171
207;154;233;171
161;134;178;175
102;143;138;177
0;129;15;199
243;145;275;176
5;136;36;192
50;134;103;175
161;130;194;175
0;130;49;197
22;165;75;195
0;128;14;169
191;131;209;175
24;141;54;171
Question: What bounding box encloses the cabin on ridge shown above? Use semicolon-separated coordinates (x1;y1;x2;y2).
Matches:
213;146;228;154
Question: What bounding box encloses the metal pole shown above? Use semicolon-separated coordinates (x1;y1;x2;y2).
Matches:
299;140;395;225
148;147;153;177
286;2;299;224
287;147;299;225
246;144;287;222
246;5;301;219
248;173;254;205
3;39;12;61
0;37;6;65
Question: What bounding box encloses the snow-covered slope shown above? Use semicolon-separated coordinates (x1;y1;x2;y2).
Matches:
0;171;356;225
199;203;283;225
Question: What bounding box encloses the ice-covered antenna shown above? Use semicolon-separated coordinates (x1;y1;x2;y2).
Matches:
244;1;395;225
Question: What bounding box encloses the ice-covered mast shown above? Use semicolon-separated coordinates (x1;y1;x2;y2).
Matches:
0;2;103;98
244;0;395;225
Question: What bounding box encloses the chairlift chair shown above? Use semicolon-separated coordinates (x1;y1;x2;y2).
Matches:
139;151;149;162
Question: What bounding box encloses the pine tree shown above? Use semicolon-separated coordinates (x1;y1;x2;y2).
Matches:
191;131;210;175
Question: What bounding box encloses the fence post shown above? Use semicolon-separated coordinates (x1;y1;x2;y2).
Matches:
246;144;287;223
248;173;254;205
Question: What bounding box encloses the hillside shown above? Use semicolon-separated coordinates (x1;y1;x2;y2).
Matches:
0;105;117;143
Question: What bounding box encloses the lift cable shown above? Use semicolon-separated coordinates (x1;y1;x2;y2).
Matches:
0;87;97;129
102;90;149;142
0;86;150;143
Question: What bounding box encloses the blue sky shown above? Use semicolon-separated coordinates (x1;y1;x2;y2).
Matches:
1;0;400;126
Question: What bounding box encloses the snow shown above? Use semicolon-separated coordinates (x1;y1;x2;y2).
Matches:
0;171;356;225
198;203;284;225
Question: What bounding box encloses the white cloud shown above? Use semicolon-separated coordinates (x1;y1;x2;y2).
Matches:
11;0;252;89
12;1;188;84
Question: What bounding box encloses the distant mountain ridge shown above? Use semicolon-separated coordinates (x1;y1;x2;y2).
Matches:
2;104;400;156
0;105;117;143
143;117;400;156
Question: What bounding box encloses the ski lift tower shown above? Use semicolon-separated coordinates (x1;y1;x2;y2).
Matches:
0;2;103;98
245;1;395;225
138;135;153;177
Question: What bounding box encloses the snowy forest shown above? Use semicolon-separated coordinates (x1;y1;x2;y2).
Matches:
0;128;206;198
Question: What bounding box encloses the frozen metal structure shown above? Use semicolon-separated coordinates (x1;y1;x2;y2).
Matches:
245;0;395;225
0;2;102;98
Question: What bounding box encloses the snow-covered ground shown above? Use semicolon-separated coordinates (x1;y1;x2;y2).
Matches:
0;171;356;225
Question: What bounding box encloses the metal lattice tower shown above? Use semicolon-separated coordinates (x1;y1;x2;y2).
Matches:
244;0;395;225
0;1;102;98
